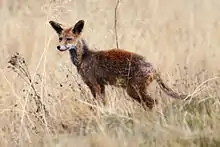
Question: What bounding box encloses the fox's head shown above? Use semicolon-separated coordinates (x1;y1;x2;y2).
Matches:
49;20;87;66
49;20;85;52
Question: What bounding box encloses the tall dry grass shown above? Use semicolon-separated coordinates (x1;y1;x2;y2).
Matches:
1;0;220;146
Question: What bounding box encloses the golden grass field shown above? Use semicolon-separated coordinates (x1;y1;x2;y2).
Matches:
1;0;220;146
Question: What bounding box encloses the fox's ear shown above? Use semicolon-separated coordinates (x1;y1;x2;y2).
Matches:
72;20;84;34
49;21;63;35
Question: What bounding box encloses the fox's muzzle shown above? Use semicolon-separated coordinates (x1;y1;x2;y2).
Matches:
57;44;77;52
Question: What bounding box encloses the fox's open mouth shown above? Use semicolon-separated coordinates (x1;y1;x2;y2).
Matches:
57;44;77;52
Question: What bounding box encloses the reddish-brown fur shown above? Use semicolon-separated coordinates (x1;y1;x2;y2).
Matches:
49;20;188;110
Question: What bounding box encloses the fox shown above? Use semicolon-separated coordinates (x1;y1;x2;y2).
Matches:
49;19;188;110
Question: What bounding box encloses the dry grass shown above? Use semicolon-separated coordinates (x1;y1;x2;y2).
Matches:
1;0;220;146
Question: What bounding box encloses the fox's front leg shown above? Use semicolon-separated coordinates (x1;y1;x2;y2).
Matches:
87;82;105;105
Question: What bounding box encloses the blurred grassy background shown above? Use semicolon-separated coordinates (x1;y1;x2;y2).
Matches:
1;0;220;146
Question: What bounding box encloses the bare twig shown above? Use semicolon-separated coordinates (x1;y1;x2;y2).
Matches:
183;76;220;106
114;0;120;49
8;52;48;115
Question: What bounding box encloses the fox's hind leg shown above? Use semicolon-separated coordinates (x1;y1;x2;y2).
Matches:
139;84;158;109
126;82;157;110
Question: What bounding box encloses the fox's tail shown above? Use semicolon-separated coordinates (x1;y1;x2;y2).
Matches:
153;70;188;99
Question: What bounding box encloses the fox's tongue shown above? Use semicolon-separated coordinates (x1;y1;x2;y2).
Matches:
58;49;67;51
57;45;77;51
57;45;68;51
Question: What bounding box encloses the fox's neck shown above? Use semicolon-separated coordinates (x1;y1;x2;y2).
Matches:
69;38;92;67
81;39;90;55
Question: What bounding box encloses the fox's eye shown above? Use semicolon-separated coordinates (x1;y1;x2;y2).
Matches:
59;37;62;41
66;38;73;41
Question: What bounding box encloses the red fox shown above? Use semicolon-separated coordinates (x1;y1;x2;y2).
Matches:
49;20;188;110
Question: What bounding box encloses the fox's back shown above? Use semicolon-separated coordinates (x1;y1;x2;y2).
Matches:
93;49;154;82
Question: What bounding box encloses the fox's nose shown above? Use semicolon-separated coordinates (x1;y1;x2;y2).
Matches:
57;46;61;50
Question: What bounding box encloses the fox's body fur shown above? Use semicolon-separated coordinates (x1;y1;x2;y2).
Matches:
49;20;187;110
